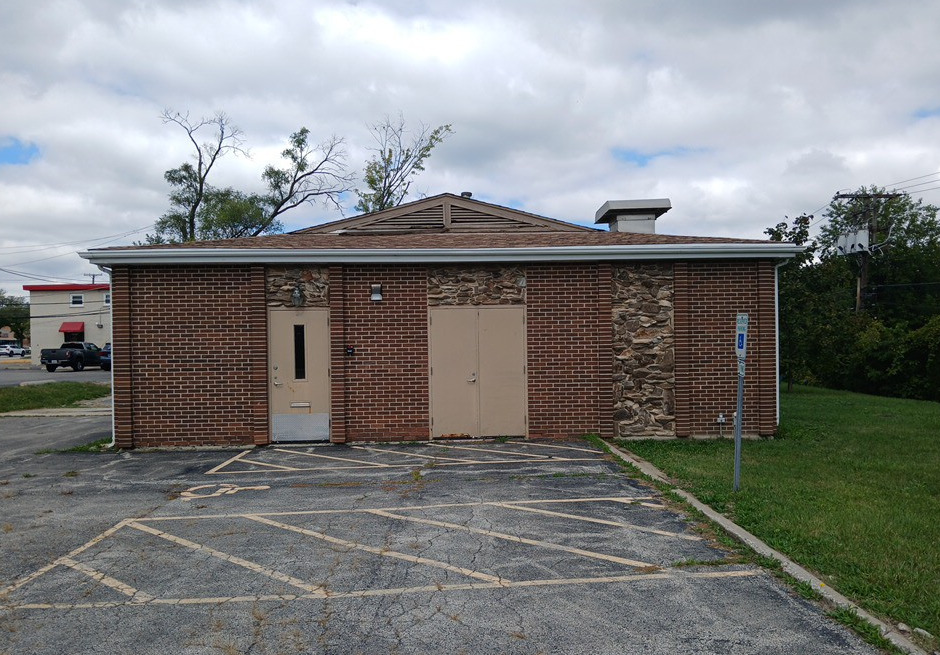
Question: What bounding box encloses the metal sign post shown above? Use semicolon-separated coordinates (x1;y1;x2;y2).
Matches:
733;313;748;492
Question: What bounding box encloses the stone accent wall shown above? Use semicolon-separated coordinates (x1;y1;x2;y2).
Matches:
428;266;525;305
612;264;676;437
266;267;329;307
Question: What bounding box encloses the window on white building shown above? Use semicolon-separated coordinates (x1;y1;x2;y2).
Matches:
70;294;84;307
104;293;111;306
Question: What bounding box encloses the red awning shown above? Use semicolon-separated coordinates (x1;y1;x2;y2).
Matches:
59;322;84;333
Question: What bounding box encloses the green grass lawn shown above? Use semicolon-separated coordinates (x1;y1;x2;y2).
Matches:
0;382;111;413
622;386;940;642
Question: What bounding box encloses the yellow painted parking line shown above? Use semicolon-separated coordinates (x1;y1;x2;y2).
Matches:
245;515;507;584
206;457;603;475
504;442;604;455
271;448;392;467
7;569;759;610
232;458;302;471
503;496;661;507
204;450;253;475
1;518;134;598
491;503;702;541
351;445;476;463
428;443;560;459
606;497;669;509
367;509;658;569
60;557;154;603
499;568;758;589
128;521;325;595
127;496;657;523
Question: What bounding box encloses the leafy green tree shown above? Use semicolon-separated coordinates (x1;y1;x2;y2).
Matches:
0;290;29;344
820;186;940;326
197;188;272;240
356;116;453;213
765;214;819;390
770;186;940;399
150;110;248;243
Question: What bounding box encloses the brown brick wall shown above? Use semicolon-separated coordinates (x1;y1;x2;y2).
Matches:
338;266;431;441
111;266;133;449
674;260;777;437
110;258;778;447
120;265;268;448
526;263;610;439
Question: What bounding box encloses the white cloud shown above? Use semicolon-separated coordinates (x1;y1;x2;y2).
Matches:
1;0;940;294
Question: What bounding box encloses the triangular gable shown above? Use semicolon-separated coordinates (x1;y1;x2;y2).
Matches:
294;193;595;234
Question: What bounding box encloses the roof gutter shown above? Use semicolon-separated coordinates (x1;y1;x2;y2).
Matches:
80;243;804;266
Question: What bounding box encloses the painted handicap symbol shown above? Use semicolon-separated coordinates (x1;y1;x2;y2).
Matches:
180;483;270;501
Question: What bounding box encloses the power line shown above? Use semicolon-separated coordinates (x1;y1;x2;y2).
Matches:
0;267;85;283
0;224;153;254
882;171;940;188
893;179;940;192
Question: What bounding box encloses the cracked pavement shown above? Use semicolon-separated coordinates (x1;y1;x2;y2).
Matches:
0;418;880;654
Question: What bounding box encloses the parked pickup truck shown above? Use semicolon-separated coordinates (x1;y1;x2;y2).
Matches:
41;342;111;372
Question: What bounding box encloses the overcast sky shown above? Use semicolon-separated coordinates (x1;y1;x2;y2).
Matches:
2;0;939;295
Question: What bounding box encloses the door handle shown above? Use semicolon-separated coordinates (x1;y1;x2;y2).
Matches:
273;380;283;387
467;373;477;383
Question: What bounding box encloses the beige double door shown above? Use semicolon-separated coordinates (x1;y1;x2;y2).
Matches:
429;306;527;438
268;309;330;442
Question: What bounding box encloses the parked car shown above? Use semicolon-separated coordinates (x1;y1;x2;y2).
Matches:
0;344;27;357
100;343;111;372
40;342;109;372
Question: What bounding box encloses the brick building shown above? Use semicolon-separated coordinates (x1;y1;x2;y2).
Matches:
81;194;801;449
22;283;112;366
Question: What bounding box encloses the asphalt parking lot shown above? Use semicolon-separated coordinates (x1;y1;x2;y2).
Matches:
0;424;880;654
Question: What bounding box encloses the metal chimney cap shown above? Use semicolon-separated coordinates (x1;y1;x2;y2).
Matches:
460;191;473;198
594;199;672;224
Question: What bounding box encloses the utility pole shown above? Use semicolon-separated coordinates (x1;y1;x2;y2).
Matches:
83;272;100;284
833;192;901;312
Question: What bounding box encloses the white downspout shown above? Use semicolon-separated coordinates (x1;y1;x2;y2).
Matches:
97;265;115;449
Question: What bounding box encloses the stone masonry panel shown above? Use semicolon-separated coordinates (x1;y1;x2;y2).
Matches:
266;267;329;307
612;264;676;437
428;266;526;306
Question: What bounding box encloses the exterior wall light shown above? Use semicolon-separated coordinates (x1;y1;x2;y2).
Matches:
370;284;383;302
291;284;303;307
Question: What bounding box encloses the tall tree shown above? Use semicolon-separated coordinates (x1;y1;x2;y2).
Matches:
765;214;819;390
769;187;940;400
197;188;272;240
151;110;248;243
0;290;29;343
149;118;353;243
820;186;940;325
355;116;453;213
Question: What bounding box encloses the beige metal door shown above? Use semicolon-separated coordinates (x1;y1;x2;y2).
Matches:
429;306;526;438
269;309;330;441
478;307;527;436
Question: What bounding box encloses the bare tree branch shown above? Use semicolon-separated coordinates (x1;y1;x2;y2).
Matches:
157;109;247;241
356;115;453;213
262;129;354;227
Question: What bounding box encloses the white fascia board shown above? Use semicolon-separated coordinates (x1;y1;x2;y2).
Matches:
79;243;803;266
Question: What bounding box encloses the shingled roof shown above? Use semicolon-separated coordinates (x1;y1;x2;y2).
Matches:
81;193;802;265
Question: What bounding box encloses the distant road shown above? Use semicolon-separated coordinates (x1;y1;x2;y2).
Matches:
0;359;111;388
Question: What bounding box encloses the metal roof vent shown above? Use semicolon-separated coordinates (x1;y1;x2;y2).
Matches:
460;191;472;198
594;199;671;234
